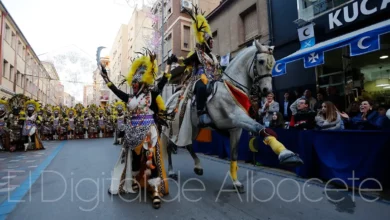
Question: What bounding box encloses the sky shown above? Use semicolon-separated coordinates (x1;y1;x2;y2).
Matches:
2;0;156;102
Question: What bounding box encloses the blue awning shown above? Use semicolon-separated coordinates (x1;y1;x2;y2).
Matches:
273;19;390;77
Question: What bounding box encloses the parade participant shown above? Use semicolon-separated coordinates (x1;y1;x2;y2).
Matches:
99;49;170;209
97;107;106;138
22;99;45;151
82;107;90;139
104;105;115;138
41;105;53;140
174;5;221;127
0;98;10;151
112;101;127;145
7;94;29;151
65;108;77;140
51;106;62;140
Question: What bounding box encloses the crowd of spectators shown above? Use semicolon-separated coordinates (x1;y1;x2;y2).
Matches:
248;87;390;131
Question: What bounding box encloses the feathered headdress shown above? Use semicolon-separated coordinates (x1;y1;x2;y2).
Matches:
126;48;158;87
82;107;89;114
113;101;126;111
52;106;61;114
66;108;76;115
98;107;105;114
0;97;9;112
25;99;40;112
184;4;212;45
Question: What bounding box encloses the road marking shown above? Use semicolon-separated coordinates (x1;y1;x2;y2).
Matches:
1;176;16;180
0;183;7;187
25;160;35;163
8;160;20;163
6;166;18;169
0;187;16;193
0;141;66;219
28;166;38;168
0;159;6;161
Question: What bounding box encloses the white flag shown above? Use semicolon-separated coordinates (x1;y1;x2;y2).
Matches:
220;53;230;67
298;23;314;41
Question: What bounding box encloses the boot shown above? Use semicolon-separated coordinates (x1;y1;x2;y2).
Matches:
24;143;29;152
195;82;212;127
84;131;88;139
148;178;162;209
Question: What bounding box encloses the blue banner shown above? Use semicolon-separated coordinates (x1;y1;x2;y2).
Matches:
304;51;324;68
350;33;380;56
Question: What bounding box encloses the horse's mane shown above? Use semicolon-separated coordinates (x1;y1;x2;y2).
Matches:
225;46;257;72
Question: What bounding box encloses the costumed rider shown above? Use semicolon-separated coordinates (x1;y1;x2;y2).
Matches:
65;108;77;140
22;100;45;151
112;101;126;145
0;98;9;151
99;49;170;209
174;5;220;127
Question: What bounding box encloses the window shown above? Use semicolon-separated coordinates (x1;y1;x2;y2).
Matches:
5;24;11;43
16;71;21;86
164;33;172;59
10;65;14;82
11;32;16;49
242;6;258;42
164;0;172;22
182;25;191;50
3;60;9;79
212;31;219;54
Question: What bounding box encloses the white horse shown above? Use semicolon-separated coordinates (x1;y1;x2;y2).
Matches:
162;41;303;193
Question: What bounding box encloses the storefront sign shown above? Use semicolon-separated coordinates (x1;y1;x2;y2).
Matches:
328;0;390;30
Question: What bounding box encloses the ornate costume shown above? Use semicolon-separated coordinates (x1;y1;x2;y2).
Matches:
7;94;29;151
178;5;221;127
22;100;45;151
0;98;10;151
65;108;77;139
112;101;127;145
99;49;169;209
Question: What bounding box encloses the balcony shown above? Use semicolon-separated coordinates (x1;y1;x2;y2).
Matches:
297;0;351;22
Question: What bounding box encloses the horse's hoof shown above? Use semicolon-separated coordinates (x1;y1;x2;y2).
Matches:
194;168;203;176
107;188;113;195
152;199;161;209
280;154;304;167
233;184;246;194
169;173;178;180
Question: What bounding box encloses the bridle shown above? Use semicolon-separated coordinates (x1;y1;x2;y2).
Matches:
223;48;274;93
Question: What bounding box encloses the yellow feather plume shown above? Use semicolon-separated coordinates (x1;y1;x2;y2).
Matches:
126;56;158;86
193;14;212;44
24;100;40;112
155;95;166;111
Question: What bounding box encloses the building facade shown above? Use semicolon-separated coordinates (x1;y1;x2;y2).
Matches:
206;0;270;59
42;61;61;105
63;92;75;107
271;0;390;109
0;2;53;104
83;85;94;106
151;0;220;68
56;83;64;106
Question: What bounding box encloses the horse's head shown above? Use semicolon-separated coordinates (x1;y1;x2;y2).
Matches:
252;40;275;95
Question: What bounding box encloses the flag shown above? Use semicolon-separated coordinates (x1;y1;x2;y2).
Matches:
304;51;324;68
220;53;230;67
350;33;380;56
298;23;315;49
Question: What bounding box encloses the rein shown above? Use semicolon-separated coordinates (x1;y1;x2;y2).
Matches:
222;50;273;94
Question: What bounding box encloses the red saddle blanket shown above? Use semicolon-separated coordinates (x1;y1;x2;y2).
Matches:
224;81;251;114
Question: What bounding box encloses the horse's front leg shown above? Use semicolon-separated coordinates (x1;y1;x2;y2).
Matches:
167;141;178;179
185;144;203;176
234;114;303;166
229;128;245;193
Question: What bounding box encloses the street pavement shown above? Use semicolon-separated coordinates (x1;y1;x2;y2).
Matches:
0;138;389;220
